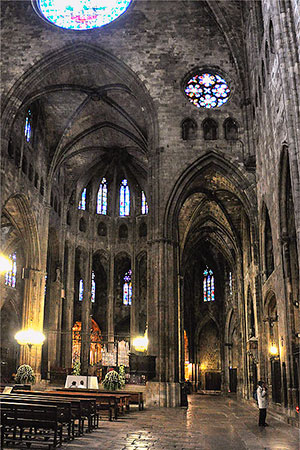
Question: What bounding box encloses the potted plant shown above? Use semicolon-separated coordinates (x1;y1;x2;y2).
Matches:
14;364;35;386
103;368;121;391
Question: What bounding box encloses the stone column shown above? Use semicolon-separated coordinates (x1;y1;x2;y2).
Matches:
107;253;115;349
19;268;47;381
130;252;136;346
80;254;92;375
61;242;75;369
47;268;63;369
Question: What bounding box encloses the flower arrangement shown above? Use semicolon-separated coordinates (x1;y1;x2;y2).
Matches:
15;364;35;384
118;365;126;389
103;368;122;391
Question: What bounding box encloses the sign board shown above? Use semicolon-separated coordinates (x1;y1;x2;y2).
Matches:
65;375;99;389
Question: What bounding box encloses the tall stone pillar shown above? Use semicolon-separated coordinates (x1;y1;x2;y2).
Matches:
61;242;75;369
20;268;47;381
47;268;63;369
130;252;137;346
80;255;92;375
107;254;115;348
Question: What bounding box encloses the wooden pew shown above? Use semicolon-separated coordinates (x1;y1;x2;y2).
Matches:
1;402;63;449
1;393;74;441
15;391;90;435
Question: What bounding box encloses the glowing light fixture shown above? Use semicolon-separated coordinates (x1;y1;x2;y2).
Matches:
15;329;46;347
34;0;132;31
269;344;278;356
200;363;207;371
133;334;148;352
0;254;13;273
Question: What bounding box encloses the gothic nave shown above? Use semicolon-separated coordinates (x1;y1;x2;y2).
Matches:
0;0;299;432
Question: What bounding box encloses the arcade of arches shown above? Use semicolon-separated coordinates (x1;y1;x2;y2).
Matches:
0;0;299;425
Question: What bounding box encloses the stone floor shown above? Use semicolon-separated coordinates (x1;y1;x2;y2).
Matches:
61;394;299;450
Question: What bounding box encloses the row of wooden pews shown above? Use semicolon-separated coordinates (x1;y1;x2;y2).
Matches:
0;388;144;449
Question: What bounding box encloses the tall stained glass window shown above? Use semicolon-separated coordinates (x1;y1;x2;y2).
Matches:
120;179;130;216
91;271;96;303
36;0;132;31
24;109;32;142
184;72;230;109
78;188;87;210
203;268;214;302
5;252;17;288
97;178;107;215
229;272;233;296
79;279;84;302
141;191;148;215
123;269;132;305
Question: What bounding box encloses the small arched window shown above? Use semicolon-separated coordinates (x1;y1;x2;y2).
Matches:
119;224;128;239
28;164;34;181
97;178;107;215
91;271;96;303
78;188;87;210
22;155;28;174
34;172;39;188
224;118;238;140
203;118;218;140
120;179;130;216
269;20;275;53
203;268;214;302
5;252;17;288
98;222;107;237
182;118;197;141
139;222;147;238
79;279;84;302
66;211;71;226
24;109;32;143
40;178;44;196
141;191;148;215
123;270;132;305
79;217;86;232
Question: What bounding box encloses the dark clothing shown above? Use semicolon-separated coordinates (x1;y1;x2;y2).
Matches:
259;408;267;426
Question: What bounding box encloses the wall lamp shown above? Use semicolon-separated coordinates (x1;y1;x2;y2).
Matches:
0;254;13;273
263;315;278;327
15;329;46;348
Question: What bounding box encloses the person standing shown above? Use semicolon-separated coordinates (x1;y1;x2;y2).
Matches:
257;380;269;426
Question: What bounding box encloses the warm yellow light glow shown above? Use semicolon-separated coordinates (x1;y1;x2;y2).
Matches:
15;329;46;346
269;344;278;356
0;254;13;273
200;363;207;371
133;336;148;352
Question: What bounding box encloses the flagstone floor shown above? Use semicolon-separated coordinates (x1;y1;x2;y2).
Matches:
61;394;299;450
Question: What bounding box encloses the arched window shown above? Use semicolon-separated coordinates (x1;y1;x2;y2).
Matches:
120;179;130;216
123;270;132;305
79;279;84;302
5;252;17;288
78;188;87;210
224;118;238;140
79;217;86;232
97;222;107;237
119;224;128;239
181;118;197;140
91;271;96;303
203;268;214;302
141;191;148;215
24;109;32;143
229;271;233;296
202;118;218;140
97;178;107;215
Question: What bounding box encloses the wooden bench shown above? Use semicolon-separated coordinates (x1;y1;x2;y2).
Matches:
1;402;63;449
1;393;74;441
15;391;95;435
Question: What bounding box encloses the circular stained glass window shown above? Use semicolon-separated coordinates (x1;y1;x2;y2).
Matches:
35;0;132;31
184;72;231;109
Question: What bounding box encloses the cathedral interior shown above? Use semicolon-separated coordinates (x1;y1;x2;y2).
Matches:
0;0;299;427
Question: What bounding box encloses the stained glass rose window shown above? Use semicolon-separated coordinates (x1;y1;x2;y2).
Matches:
34;0;132;30
184;72;231;109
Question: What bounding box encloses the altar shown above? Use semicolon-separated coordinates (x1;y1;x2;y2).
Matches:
65;375;99;389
